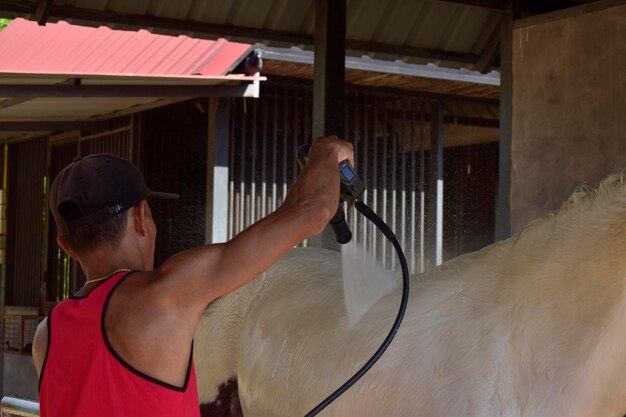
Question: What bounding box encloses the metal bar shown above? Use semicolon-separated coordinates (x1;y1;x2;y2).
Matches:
312;0;347;251
419;101;426;273
34;0;53;25
260;45;500;86
239;100;246;232
77;126;130;142
351;93;359;256
251;99;257;224
1;396;39;416
261;89;268;219
432;0;506;10
400;98;407;272
282;88;288;207
361;93;369;261
390;97;397;270
345;39;477;65
381;96;388;268
410;99;417;274
429;101;445;266
271;89;278;213
0;121;109;132
0;84;260;98
371;97;378;262
228;101;236;239
207;98;230;244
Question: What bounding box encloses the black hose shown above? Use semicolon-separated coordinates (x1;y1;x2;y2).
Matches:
304;200;410;417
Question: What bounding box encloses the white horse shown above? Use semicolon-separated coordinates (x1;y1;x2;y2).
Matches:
194;173;626;417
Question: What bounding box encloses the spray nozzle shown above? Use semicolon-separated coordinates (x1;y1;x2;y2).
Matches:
297;142;366;245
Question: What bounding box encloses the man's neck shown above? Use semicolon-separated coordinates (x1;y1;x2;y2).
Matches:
79;245;146;281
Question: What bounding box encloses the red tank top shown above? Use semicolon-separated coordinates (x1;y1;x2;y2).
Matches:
39;271;201;417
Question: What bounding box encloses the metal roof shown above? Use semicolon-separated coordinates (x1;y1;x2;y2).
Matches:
0;0;505;70
0;18;253;76
0;18;261;142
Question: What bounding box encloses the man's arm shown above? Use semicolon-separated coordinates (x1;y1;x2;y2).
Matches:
153;136;353;315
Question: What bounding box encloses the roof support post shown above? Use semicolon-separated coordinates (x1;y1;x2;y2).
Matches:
206;98;230;244
310;0;347;250
495;2;513;240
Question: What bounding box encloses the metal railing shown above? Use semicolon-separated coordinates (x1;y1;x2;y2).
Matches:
0;397;39;417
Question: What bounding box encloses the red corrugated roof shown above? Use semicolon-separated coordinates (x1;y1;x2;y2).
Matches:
0;18;253;77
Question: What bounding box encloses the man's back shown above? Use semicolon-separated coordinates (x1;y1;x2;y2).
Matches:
39;270;200;417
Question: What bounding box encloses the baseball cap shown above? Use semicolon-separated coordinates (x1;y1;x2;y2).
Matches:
50;153;179;236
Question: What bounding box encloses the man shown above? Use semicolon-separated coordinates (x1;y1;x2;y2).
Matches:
32;135;353;416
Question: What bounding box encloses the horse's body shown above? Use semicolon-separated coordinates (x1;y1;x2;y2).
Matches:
194;174;626;417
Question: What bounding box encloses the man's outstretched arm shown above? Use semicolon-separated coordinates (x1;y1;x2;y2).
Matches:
153;136;353;314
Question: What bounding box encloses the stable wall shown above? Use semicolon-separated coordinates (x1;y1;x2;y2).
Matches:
511;2;626;234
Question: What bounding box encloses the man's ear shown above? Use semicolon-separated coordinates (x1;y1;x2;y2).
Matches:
56;235;78;260
131;200;149;236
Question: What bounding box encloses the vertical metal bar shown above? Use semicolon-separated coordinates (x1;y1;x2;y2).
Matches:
228;100;236;239
361;92;369;262
391;97;397;270
300;88;312;247
371;96;378;263
428;100;444;267
239;100;246;233
419;101;426;273
400;97;407;272
251;99;257;224
312;0;347;251
410;98;417;275
350;92;358;257
272;88;278;213
261;88;268;219
207;98;230;244
282;87;288;207
381;96;388;268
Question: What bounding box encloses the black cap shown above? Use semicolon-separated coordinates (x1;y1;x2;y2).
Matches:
50;153;178;236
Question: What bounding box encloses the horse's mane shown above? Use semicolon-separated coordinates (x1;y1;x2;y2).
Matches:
512;171;626;245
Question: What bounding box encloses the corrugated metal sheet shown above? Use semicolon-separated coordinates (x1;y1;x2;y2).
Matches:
0;18;252;76
6;136;47;307
0;0;499;68
229;81;498;273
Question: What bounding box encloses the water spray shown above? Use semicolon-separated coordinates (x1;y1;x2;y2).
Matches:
298;144;410;417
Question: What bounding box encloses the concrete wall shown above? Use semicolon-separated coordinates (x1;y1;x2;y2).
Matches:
511;3;626;234
2;353;38;400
